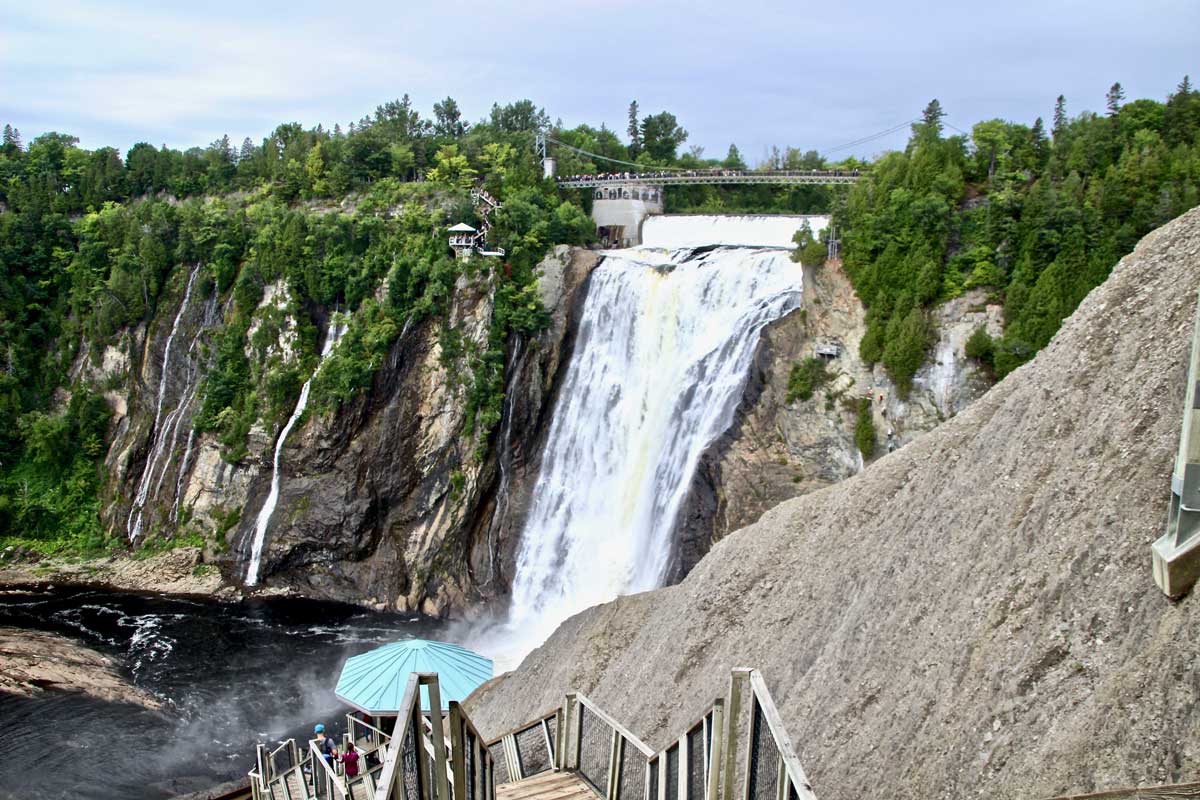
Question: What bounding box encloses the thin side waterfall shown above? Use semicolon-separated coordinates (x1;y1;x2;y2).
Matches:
485;219;814;668
126;263;202;541
244;318;347;587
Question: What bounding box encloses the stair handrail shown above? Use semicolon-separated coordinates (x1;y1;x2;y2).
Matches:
484;669;815;800
728;669;816;800
309;736;350;799
373;672;424;800
572;692;656;757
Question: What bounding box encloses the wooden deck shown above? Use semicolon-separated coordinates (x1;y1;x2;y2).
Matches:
496;772;599;800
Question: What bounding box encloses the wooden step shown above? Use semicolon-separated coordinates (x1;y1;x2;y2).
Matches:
496;772;599;800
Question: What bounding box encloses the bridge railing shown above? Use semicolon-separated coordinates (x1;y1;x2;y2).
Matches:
556;171;861;189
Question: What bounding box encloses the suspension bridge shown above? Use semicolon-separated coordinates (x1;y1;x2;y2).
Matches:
555;170;861;189
533;133;862;247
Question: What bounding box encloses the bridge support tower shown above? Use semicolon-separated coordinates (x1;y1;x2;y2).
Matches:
589;183;664;247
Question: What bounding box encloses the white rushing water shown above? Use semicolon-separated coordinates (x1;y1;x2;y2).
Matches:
127;264;202;541
485;216;811;668
244;317;347;587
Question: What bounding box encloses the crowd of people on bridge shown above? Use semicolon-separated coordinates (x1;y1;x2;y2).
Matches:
558;167;861;183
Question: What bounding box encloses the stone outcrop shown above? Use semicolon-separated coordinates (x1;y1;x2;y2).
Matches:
0;546;227;597
0;626;163;709
676;260;1001;572
468;208;1200;799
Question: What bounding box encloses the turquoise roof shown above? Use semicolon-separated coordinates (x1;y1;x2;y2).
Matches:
334;639;494;714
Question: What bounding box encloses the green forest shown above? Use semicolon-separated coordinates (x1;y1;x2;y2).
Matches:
840;79;1200;391
1;79;1198;553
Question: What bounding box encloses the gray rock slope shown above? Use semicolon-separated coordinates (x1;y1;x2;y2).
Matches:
467;207;1200;798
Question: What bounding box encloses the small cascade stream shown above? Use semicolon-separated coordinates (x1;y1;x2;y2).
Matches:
485;215;824;668
126;264;202;541
244;317;347;586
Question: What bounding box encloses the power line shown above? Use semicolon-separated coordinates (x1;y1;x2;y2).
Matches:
545;136;688;171
821;119;921;157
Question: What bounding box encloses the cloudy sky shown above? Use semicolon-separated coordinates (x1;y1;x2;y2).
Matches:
2;0;1196;162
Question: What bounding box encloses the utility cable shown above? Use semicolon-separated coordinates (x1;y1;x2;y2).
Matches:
545;136;689;171
820;119;921;157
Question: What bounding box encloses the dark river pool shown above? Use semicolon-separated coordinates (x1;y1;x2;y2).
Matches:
0;584;441;800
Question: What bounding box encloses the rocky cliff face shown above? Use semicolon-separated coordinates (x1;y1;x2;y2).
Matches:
676;260;1002;572
87;245;598;615
468;207;1200;798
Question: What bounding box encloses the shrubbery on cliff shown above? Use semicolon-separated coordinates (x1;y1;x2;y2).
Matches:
839;79;1200;386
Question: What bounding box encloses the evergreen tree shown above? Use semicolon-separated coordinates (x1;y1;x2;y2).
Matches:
1030;116;1049;165
921;99;945;136
723;143;746;169
627;100;641;158
238;137;255;163
433;97;466;138
1106;82;1125;116
1052;95;1068;139
1;124;20;153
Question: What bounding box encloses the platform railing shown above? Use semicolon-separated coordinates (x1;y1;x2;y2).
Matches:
373;673;498;800
248;674;494;800
484;709;561;785
487;668;814;800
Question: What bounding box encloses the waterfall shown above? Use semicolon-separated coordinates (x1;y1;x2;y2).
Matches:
127;264;202;541
488;220;809;668
244;317;347;587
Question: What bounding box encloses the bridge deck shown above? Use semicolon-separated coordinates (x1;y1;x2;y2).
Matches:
496;772;599;800
557;171;860;189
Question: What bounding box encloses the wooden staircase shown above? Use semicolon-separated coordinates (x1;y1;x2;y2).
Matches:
496;773;597;800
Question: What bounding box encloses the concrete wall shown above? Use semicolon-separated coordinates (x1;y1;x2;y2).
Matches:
590;184;664;246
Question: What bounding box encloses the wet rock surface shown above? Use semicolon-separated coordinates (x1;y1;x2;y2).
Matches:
0;625;163;709
88;245;598;613
676;261;1000;572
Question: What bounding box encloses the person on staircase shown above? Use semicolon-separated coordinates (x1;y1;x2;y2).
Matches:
340;741;361;779
315;724;338;769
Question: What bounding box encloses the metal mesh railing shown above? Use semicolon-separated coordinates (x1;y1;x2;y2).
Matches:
515;722;551;777
546;719;556;760
664;745;679;800
399;713;421;800
648;758;660;800
616;738;647;800
686;726;705;800
578;703;612;797
465;728;477;800
488;742;509;786
746;699;781;800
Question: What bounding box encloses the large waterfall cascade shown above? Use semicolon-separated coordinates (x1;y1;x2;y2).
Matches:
244;317;347;587
489;215;826;667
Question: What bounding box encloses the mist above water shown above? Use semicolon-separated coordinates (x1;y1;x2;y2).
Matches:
0;586;439;800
